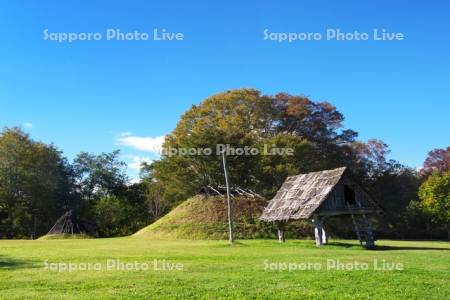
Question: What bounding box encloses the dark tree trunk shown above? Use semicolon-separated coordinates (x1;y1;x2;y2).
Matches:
32;212;37;239
7;205;14;239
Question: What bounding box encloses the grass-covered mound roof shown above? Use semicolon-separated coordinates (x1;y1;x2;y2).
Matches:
134;194;275;239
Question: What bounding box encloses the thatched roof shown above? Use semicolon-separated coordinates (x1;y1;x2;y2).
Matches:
260;167;348;221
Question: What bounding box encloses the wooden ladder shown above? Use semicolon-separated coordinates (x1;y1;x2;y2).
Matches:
347;202;375;249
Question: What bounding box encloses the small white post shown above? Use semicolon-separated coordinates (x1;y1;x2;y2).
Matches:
222;151;234;245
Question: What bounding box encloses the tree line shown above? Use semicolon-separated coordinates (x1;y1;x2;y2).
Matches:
1;89;448;239
0;130;156;238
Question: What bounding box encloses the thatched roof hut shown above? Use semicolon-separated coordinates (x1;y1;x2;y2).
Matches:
260;167;382;248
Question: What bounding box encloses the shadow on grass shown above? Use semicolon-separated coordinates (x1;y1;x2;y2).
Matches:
212;240;250;248
373;245;450;251
326;242;359;249
326;242;450;251
0;255;39;270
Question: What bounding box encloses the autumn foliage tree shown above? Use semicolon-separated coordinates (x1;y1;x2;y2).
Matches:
420;147;450;178
151;89;371;204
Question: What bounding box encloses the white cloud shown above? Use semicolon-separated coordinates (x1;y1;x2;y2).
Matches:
128;155;153;170
23;122;33;129
128;178;142;185
116;133;165;154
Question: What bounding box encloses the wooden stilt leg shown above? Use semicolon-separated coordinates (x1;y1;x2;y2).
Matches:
277;228;285;243
322;227;328;244
313;217;323;247
276;221;285;243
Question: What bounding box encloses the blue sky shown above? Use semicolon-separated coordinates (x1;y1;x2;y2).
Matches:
0;0;449;179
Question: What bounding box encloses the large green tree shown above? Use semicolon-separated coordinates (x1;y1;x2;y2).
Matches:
0;127;74;238
150;89;366;205
72;150;128;201
418;171;450;239
71;150;131;235
72;150;154;237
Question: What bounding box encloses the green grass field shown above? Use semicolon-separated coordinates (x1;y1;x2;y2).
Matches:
0;238;449;299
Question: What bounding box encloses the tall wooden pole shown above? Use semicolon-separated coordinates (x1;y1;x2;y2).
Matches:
222;151;234;244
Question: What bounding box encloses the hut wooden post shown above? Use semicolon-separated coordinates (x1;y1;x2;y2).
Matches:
313;216;324;247
322;226;328;244
276;221;286;243
321;217;328;244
